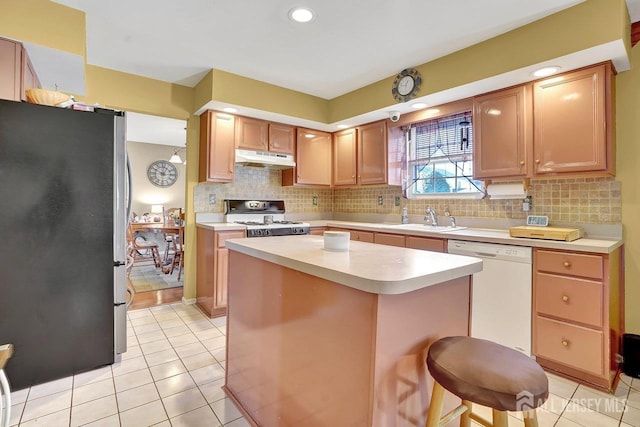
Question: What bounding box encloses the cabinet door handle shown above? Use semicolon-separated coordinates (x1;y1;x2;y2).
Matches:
535;159;541;164
563;261;571;268
562;339;569;347
562;295;569;302
519;160;525;166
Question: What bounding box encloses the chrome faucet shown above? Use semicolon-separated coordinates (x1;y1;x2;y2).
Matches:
424;208;438;226
444;207;456;228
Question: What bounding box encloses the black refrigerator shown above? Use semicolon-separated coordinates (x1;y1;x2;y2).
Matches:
0;99;128;391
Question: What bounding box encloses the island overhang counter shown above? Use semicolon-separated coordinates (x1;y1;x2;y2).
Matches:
223;235;483;427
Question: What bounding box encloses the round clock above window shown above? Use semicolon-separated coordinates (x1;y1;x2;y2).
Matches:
147;160;178;187
391;68;422;103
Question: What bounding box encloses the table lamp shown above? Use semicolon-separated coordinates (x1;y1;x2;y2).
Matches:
151;205;164;222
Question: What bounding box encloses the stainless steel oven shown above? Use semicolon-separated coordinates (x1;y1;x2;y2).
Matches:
224;199;310;237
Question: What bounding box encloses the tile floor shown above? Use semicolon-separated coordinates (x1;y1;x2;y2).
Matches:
6;302;640;427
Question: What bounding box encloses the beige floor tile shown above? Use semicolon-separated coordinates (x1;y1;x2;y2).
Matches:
111;355;148;377
189;363;226;386
9;401;24;426
162;387;207;418
199;378;226;404
194;327;224;341
622;404;640;426
140;337;172;355
113;368;153;393
626;389;640;409
28;376;73;400
182;351;217;371
145;348;180;367
554;417;585;426
210;397;243;424
119;399;167;427
127;309;153;319
210;316;227;328
116;382;160;412
81;413;121;426
535;408;560;427
9;387;29;405
180;313;208;324
133;322;162;335
167;332;199;347
202;335;227;351
21;390;72;422
546;373;579;399
161;324;191;337
136;330;167;344
149;359;188;381
188;320;219;332
149;304;175;314
560;400;621;427
72;378;115;406
210;347;226;363
174;341;208;358
571;383;627;420
73;365;113;388
224;417;251;427
170;405;222;427
18;408;70;427
130;316;159;327
157;318;187;329
540;392;570;414
121;344;143;360
152;420;172;427
70;394;118;427
155;372;197;398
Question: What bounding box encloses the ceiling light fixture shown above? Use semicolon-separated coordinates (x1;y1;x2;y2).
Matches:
288;7;315;23
169;148;184;164
222;107;237;113
411;102;427;109
532;66;560;77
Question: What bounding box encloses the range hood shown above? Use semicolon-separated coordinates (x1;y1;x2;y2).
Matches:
235;149;296;169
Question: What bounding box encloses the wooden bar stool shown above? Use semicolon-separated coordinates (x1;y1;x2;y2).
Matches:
425;336;548;427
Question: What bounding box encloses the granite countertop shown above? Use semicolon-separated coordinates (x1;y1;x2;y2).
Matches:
196;219;623;254
225;235;482;295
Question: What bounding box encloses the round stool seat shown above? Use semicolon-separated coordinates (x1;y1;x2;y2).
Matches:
427;336;548;411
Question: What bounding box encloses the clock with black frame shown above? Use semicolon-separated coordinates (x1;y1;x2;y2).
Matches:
147;160;178;187
391;68;422;103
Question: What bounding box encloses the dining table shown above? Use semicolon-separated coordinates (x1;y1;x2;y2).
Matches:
130;221;180;233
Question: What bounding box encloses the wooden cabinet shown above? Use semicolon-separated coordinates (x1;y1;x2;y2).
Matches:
406;236;446;252
533;63;613;175
532;247;623;390
473;85;532;179
236;116;295;154
333;121;388;186
282;128;332;186
328;227;374;243
0;36;40;102
472;63;614;180
196;227;245;317
374;233;405;247
199;111;235;182
310;226;327;236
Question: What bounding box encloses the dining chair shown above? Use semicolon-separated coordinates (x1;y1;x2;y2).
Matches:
126;224;161;268
164;212;185;280
163;208;182;262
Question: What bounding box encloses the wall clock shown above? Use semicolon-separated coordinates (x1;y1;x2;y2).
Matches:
391;68;422;103
147;160;178;187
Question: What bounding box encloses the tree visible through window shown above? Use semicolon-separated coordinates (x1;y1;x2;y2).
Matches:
404;111;483;197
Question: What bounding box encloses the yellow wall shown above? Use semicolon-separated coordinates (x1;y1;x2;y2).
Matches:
616;43;640;332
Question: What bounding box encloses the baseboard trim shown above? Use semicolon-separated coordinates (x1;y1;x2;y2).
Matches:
182;297;196;305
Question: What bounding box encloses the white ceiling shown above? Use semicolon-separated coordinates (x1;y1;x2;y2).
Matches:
27;0;640;137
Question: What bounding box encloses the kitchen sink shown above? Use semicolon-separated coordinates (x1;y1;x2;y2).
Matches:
388;224;467;232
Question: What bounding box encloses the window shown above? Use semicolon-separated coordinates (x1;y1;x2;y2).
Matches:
404;111;483;198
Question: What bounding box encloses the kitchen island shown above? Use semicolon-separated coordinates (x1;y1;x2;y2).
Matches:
223;235;482;427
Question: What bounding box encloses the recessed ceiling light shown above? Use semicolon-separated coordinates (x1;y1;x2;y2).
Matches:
337;124;349;129
411;103;427;109
289;7;315;23
222;107;237;113
532;66;560;77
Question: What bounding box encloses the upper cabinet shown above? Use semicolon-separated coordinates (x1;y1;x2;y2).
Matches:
533;63;613;176
473;85;532;179
473;62;614;180
282;128;332;186
0;36;40;102
333;120;388;186
236;116;294;155
199;111;236;183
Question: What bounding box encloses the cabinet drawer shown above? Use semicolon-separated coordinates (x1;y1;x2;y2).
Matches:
536;249;603;279
535;316;603;376
215;230;245;248
374;233;405;247
535;272;603;328
406;236;446;253
351;230;374;243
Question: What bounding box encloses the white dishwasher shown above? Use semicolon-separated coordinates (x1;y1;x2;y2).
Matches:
448;239;533;356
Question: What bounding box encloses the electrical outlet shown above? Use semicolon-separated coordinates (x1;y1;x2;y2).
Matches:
394;196;400;206
377;195;383;205
312;196;318;206
208;194;216;205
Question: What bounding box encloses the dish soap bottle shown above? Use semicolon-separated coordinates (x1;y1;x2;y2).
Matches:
401;207;409;224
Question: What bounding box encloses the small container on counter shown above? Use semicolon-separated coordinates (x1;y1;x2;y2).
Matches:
323;231;350;252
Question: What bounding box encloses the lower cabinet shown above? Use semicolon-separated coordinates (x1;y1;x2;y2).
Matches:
327;227;446;252
532;247;623;390
329;227;374;243
196;227;245;317
406;236;447;252
374;233;405;247
309;226;327;236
